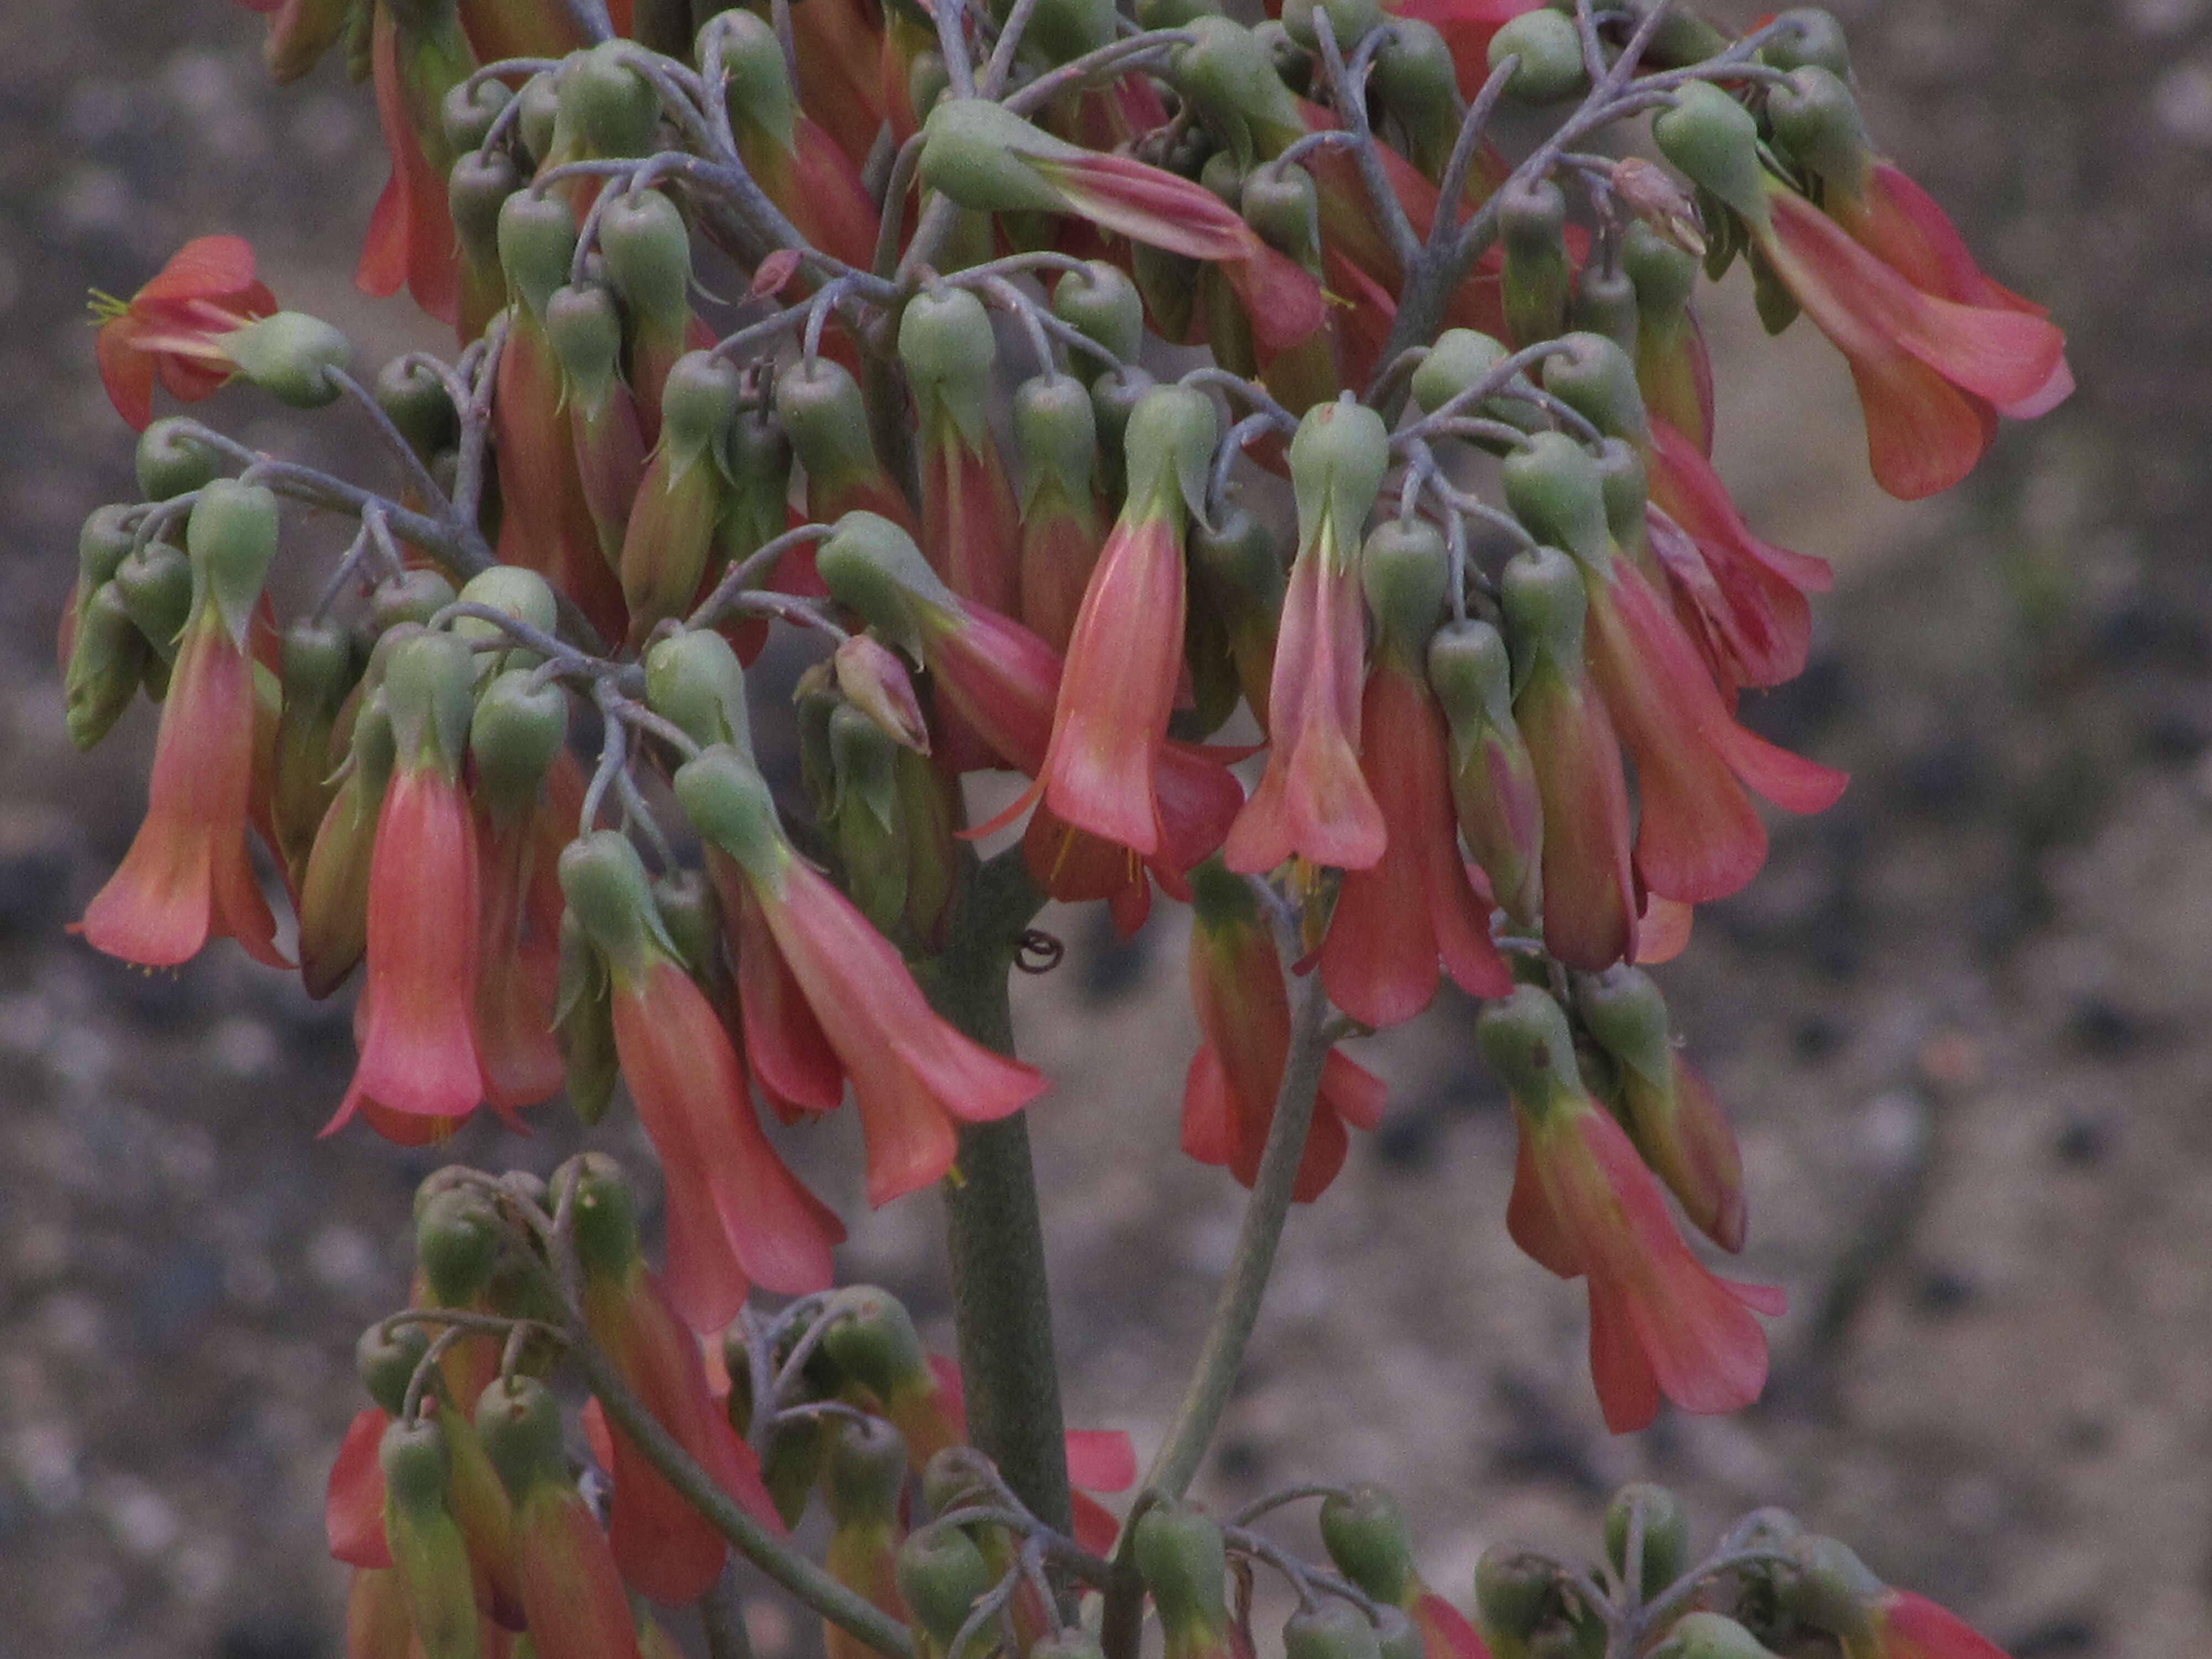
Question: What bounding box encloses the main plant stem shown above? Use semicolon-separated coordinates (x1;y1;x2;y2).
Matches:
917;848;1074;1535
1101;966;1335;1659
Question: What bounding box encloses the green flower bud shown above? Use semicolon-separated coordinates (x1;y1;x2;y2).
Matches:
599;189;692;323
378;1413;453;1514
515;69;561;166
544;280;625;406
556;920;620;1127
775;356;879;492
645;628;755;755
819;1285;932;1403
1767;65;1872;184
1373;20;1459;173
1280;0;1381;55
187;477;280;647
659;348;744;455
452;564;559;666
1646;1614;1781;1659
815;512;951;654
441;75;512;153
1500;176;1571;347
1746;241;1801;335
716;10;798;144
1025;0;1117;65
559;829;677;982
900;286;996;451
383;630;476;771
498;186;580;320
1500;432;1610;566
65;582;147;750
1569;264;1639;357
1361;518;1448;661
1052;262;1144;364
1290;398;1390;565
114;538;194;656
136;418;226;502
375;357;460;461
1603;1483;1689;1596
1489;9;1586;103
79;505;138;591
1621;221;1698;322
1285;1603;1383;1659
474;1374;567;1500
1653;83;1766;225
469;669;568;822
1757;8;1851;79
1137;0;1222;27
826;1413;910;1528
920;1445;991;1520
673;745;788;884
1122;383;1218;525
1475;982;1587;1104
1474;1546;1562;1646
1243;163;1321;264
895;1526;995;1654
562;1151;643;1278
1091;365;1156;499
1777;1536;1883;1642
560;40;662;157
416;1186;506;1305
371;569;460;636
1594;439;1647;554
1256;18;1315;96
1500;544;1586;680
1173;17;1307;167
357;1319;431;1417
223;311;351;408
1134;1503;1230;1632
908;51;953;126
1411;328;1509;415
1013;373;1099;509
650;868;718;980
1319;1484;1416;1604
916;99;1072;216
1429;616;1516;731
1542;332;1648;444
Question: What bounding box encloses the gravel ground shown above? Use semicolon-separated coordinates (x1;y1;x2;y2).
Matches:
2;2;2208;1656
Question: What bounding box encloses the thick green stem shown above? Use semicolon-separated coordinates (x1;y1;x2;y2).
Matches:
566;1337;919;1659
915;848;1073;1534
1101;967;1335;1659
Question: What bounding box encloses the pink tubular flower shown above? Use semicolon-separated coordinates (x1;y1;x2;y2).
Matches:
472;805;568;1118
1845;1589;2012;1659
1753;176;2066;500
1479;987;1783;1433
1319;662;1512;1029
676;749;1049;1207
90;235;276;430
1183;862;1385;1202
1644;418;1833;697
76;607;286;971
358;1;468;325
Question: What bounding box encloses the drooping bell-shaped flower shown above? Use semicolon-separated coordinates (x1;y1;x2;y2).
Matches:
542;280;649;573
476;1375;642;1659
620;350;744;643
1656;82;2067;500
776;355;921;536
324;631;495;1139
1317;1485;1498;1659
918;98;1328;358
1226;399;1392;876
1504;433;1845;906
712;11;881;270
91;236;279;430
560;831;844;1332
978;383;1217;859
77;481;287;970
378;1414;482;1659
567;1154;789;1606
1380;0;1541;98
677;748;1050;1206
1182;860;1386;1202
596;187;698;449
1013;373;1108;654
901;287;1025;622
1428;619;1544;935
1499;544;1636;972
778;0;890;164
1574;965;1746;1254
1318;520;1512;1027
359;0;472;325
1478;987;1784;1433
1777;1533;2013;1659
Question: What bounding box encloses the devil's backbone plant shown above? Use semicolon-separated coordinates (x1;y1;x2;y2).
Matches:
61;0;2068;1653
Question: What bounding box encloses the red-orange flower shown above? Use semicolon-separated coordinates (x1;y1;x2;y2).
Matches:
91;234;276;431
1183;862;1386;1202
358;1;468;325
677;749;1048;1207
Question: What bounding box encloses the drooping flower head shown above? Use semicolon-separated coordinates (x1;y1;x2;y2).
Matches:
77;481;286;971
91;236;278;431
1477;987;1784;1433
1225;398;1393;877
675;745;1050;1207
1317;518;1513;1027
1655;82;2067;500
559;829;844;1333
1182;860;1386;1202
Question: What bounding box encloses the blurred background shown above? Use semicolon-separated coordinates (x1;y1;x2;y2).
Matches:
1;1;2205;1654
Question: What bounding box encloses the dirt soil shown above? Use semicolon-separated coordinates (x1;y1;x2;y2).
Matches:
2;2;2208;1657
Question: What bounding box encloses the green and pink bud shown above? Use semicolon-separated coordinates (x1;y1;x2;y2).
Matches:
1428;619;1543;932
620;348;743;643
901;286;1023;619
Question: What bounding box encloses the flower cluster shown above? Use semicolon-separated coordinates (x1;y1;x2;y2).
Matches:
64;2;2064;1656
